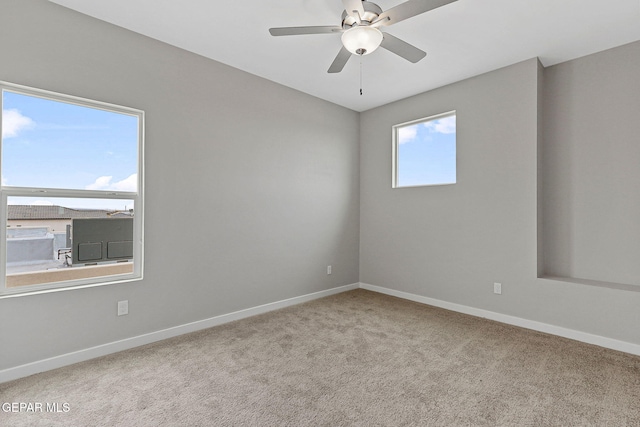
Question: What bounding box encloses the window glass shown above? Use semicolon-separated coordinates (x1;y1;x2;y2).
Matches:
2;90;138;191
393;112;456;188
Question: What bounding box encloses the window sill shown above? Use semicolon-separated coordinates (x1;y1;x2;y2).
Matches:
6;263;134;288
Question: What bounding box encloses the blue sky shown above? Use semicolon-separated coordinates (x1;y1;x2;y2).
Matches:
397;114;456;187
2;90;139;209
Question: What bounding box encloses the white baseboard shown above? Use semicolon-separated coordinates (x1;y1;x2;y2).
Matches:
359;282;640;357
5;281;637;384
0;283;359;384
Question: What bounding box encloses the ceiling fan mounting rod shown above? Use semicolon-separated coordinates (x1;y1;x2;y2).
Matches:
341;1;382;29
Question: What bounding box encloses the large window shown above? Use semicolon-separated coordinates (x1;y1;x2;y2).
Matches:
392;111;456;188
0;81;144;297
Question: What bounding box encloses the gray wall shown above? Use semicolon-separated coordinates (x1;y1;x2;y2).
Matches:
360;56;640;345
541;41;640;286
0;0;360;369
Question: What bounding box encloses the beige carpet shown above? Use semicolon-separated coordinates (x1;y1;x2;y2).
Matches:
1;289;639;426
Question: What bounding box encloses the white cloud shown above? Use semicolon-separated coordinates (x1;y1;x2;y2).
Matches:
86;174;137;192
424;116;456;134
86;176;113;190
2;109;35;139
1;176;6;186
398;125;418;144
110;174;137;192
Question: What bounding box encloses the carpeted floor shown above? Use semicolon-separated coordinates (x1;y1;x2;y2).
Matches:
1;289;639;426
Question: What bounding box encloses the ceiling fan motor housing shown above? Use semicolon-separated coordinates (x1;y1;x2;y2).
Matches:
341;1;383;28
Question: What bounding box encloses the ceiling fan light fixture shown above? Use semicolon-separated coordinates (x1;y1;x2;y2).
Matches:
341;26;383;56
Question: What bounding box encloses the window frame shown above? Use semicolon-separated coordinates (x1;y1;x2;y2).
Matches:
0;81;144;298
392;110;457;189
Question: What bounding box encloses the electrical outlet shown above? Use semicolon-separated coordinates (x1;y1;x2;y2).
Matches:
327;265;332;275
117;300;129;316
493;282;502;295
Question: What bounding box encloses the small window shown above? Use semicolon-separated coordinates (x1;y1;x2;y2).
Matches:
392;111;456;188
0;81;144;297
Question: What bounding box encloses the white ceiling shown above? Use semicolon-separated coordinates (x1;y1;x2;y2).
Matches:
49;0;640;112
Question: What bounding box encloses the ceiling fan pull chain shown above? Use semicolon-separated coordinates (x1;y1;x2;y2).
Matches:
360;56;363;96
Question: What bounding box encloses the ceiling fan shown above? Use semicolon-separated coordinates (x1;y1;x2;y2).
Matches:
269;0;458;73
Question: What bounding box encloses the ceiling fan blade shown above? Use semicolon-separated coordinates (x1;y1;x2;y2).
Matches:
378;0;457;27
380;33;427;63
328;47;352;73
269;26;343;36
342;0;365;19
370;16;391;28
